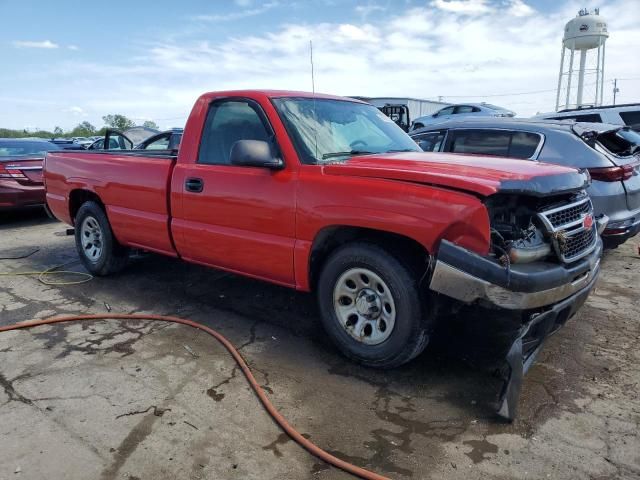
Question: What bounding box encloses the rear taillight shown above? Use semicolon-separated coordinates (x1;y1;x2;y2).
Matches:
0;164;27;180
0;163;27;180
588;164;635;182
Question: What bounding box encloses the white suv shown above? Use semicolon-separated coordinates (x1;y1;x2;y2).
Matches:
533;104;640;129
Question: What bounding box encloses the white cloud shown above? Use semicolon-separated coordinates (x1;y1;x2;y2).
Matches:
2;0;639;129
193;1;279;22
12;40;59;49
65;106;85;116
430;0;492;14
507;0;535;17
68;45;79;51
355;3;386;18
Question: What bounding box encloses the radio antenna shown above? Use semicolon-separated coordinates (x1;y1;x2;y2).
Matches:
310;40;318;160
310;40;316;94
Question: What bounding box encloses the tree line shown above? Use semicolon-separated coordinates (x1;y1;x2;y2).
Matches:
0;115;159;139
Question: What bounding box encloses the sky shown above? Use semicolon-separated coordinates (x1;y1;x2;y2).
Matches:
1;0;639;131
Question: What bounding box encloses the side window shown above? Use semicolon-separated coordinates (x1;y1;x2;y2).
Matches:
450;130;511;156
454;106;474;114
144;135;170;150
198;100;271;165
449;130;541;158
549;113;602;122
571;113;602;122
620;111;640;127
509;132;541;158
413;131;446;152
436;106;455;117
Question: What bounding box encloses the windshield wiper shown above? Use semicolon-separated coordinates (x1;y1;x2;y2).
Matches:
385;148;418;153
321;150;375;159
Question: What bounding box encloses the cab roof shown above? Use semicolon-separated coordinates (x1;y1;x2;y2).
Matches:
201;90;366;103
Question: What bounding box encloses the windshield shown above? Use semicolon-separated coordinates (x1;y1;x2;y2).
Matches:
272;98;421;164
0;140;60;157
597;127;640;157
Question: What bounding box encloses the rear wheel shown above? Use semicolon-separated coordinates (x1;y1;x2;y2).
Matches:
317;243;430;368
74;201;128;276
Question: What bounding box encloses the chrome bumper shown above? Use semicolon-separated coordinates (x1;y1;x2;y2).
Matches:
429;239;602;310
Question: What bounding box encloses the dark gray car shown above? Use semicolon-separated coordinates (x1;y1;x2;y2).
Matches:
410;118;640;247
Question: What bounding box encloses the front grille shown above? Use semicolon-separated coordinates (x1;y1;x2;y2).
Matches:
545;199;591;229
538;196;598;263
563;227;596;261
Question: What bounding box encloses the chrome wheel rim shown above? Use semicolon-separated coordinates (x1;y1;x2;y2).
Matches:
333;268;396;345
80;216;103;262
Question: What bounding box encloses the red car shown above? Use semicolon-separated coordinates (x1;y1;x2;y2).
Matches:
44;90;604;419
0;139;61;211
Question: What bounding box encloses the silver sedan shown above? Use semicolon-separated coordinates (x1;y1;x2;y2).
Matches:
410;118;640;248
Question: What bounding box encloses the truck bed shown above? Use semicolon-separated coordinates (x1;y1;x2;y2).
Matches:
45;150;178;256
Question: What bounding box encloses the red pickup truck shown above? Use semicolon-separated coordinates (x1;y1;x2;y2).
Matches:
45;90;603;419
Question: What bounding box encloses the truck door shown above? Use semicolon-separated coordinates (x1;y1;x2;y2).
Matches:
171;98;297;287
380;104;410;132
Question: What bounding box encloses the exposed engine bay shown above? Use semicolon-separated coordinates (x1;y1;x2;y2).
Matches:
485;192;587;265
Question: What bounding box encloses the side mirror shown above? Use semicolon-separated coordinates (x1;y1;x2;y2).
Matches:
229;139;284;169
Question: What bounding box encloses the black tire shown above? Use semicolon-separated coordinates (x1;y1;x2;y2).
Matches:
74;201;128;276
317;242;430;368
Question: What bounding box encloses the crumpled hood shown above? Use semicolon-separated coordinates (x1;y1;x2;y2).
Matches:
322;152;589;197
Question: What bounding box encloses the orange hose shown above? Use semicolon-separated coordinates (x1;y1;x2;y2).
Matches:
0;314;391;480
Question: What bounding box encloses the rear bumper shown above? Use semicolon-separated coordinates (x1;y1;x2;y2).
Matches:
0;181;45;210
429;239;602;310
602;217;640;247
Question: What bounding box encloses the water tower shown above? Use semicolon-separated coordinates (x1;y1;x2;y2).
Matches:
555;8;608;111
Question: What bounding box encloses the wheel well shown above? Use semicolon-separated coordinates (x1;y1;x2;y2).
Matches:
69;189;104;222
309;226;430;290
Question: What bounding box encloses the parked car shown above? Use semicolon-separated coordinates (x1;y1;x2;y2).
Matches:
136;128;183;150
0;139;61;210
45;90;603;420
71;137;94;149
409;103;515;131
533;104;640;131
86;134;132;151
410;118;640;247
49;138;85;150
87;127;182;152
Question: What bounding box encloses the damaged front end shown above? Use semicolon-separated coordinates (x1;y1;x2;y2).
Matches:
430;189;604;421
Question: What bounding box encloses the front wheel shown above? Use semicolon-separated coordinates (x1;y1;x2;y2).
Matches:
74;201;129;276
317;243;430;368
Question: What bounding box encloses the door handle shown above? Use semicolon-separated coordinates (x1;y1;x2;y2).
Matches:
185;177;204;193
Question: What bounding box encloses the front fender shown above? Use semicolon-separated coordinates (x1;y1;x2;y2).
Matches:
294;180;491;291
